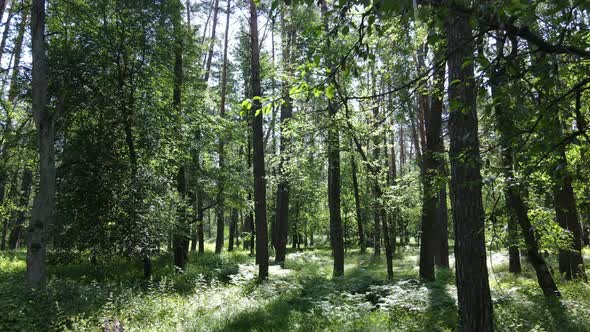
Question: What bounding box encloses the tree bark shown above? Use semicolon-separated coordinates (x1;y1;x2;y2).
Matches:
445;5;493;331
172;1;189;270
274;4;294;265
351;151;365;253
320;0;344;278
214;0;231;255
228;208;237;251
203;0;219;82
0;0;17;63
7;1;26;99
417;41;435;281
431;46;449;268
249;0;268;280
27;0;53;287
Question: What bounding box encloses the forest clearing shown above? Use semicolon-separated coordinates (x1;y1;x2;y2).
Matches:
1;0;590;331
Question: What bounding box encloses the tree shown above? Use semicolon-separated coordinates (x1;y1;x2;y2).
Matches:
445;5;493;331
274;0;294;265
27;0;52;287
249;0;268;280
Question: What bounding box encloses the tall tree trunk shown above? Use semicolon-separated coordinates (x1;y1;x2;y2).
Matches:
525;35;586;279
228;208;237;251
320;0;344;278
274;4;294;265
431;47;449;268
203;0;219;82
249;0;268;280
388;116;398;254
197;190;205;253
172;2;189;270
417;43;435;281
174;167;189;270
0;0;8;22
27;0;53;287
445;6;493;331
372;100;382;258
490;40;559;293
0;0;16;63
7;1;26;99
351;150;365;253
552;144;585;279
8;167;32;249
214;0;231;255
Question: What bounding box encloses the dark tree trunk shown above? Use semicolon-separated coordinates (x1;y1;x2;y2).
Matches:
197;191;205;254
388;116;398;254
215;0;231;256
320;0;344;278
7;3;27;101
27;0;53;287
553;158;586;279
488;38;522;275
0;0;8;24
249;0;268;280
491;51;559;292
8;168;33;249
445;7;493;331
0;0;16;63
228;209;237;251
174;167;189;270
172;3;189;271
434;181;449;267
351;152;365;253
0;179;7;250
215;209;224;254
274;4;294;265
203;0;219;82
417;41;435;281
431;46;449;269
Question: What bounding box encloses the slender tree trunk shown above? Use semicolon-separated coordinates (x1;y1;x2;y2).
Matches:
0;0;8;22
445;6;493;331
249;0;268;280
174;167;189;270
203;0;219;82
274;6;293;265
197;192;204;253
214;0;231;255
388;116;398;254
0;0;16;63
0;179;7;250
228;208;237;251
492;45;559;293
434;180;449;267
351;151;365;253
431;47;449;268
417;42;435;281
7;2;26;98
320;0;344;278
8;168;32;249
27;0;53;287
172;2;189;270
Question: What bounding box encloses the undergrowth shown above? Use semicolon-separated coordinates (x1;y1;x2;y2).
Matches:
0;246;589;331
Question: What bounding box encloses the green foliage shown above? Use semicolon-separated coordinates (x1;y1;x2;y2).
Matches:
3;248;590;331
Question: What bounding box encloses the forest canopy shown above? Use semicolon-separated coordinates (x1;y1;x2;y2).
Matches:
1;0;590;331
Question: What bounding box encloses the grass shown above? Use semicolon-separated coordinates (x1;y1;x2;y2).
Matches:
0;245;589;331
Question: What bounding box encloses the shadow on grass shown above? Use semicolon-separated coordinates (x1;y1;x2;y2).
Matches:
422;268;457;331
0;249;254;331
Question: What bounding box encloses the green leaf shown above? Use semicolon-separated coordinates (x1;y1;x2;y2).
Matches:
326;85;336;99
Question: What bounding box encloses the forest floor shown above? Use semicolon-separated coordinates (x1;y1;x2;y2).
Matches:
1;244;590;331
